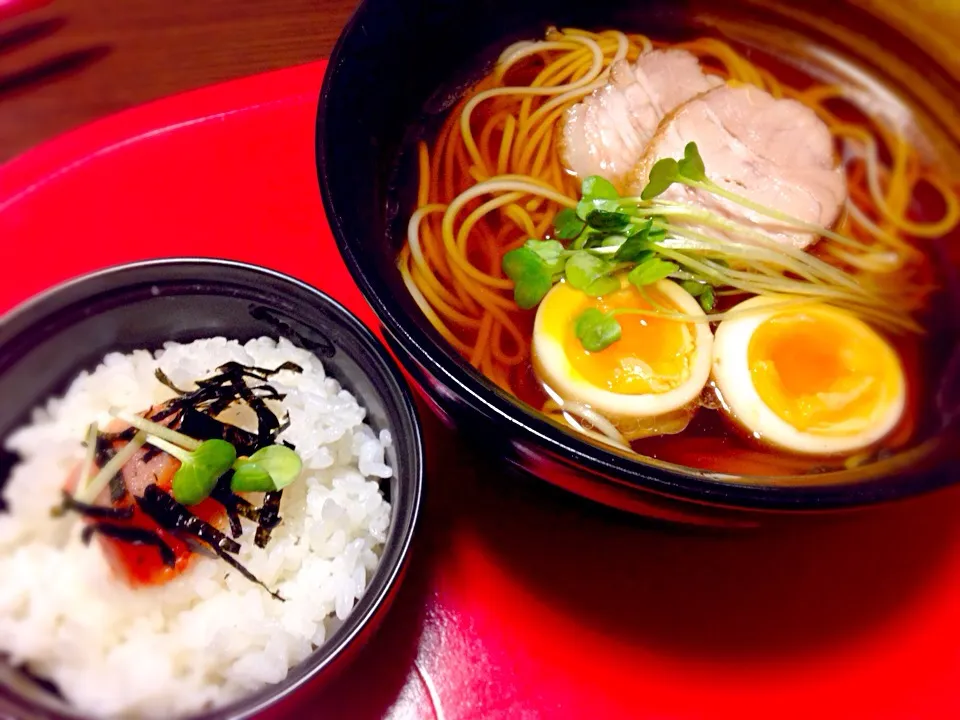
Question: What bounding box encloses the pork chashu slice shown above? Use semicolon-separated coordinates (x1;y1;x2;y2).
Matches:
626;84;847;250
560;48;723;189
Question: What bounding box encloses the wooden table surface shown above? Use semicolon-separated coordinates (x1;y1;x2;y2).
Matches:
0;0;356;163
1;0;956;165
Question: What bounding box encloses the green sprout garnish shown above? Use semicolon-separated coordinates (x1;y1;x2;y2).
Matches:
501;141;918;353
112;409;200;451
574;308;621;352
78;422;99;494
640;140;709;201
502;245;555;309
680;280;716;311
627;257;678;288
231;445;302;493
230;464;275;493
553;208;586;239
75;430;146;504
564;251;621;296
107;408;303;505
571;258;681;352
146;435;237;506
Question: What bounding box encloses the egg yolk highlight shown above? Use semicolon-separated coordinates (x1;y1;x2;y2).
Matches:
555;284;696;394
747;308;902;433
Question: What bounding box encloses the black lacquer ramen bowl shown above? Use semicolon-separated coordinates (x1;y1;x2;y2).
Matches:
316;0;960;523
0;258;424;718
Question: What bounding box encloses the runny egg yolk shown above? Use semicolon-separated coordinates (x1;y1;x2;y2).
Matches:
532;277;713;434
746;308;902;434
559;284;695;394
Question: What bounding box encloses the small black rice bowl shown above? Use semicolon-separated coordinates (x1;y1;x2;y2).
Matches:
0;258;423;719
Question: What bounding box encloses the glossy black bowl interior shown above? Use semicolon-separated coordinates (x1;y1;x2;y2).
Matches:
316;0;960;515
0;258;424;719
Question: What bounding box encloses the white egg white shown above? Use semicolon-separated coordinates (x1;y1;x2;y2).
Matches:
711;296;907;455
532;278;713;420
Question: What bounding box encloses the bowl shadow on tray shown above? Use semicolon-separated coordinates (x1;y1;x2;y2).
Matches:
442;432;960;663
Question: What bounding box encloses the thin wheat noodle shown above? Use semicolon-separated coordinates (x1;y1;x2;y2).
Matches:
399;252;473;355
463;36;606;170
407;207;472;313
456;191;526;258
491;321;526;366
410;266;483;329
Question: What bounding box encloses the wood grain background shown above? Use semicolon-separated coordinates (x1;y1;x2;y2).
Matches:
0;0;357;162
0;0;955;164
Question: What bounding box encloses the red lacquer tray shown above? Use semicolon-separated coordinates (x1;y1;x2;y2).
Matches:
3;61;960;720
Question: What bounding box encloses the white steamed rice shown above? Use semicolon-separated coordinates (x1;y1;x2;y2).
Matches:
0;337;393;718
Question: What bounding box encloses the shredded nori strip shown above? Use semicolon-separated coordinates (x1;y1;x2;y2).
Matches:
85;432;129;502
255;490;283;549
216;546;284;601
52;491;135;520
81;523;176;568
199;362;298;443
177;533;218;560
137;485;241;554
93;434;118;468
141;446;162;462
136;485;283;600
12;663;66;700
253;385;285;402
145;361;300;451
222;371;281;447
217;361;303;381
212;474;245;538
211;479;261;524
109;362;303;450
176;408;260;457
210;474;262;538
98;426;138;445
109;473;128;503
224;506;243;538
154;368;189;395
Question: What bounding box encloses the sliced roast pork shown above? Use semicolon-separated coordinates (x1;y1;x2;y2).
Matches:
560;49;722;189
627;84;847;249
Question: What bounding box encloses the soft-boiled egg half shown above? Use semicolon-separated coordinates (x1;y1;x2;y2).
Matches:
532;276;713;438
712;296;906;455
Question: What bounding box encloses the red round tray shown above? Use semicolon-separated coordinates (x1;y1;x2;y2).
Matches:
3;61;960;720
